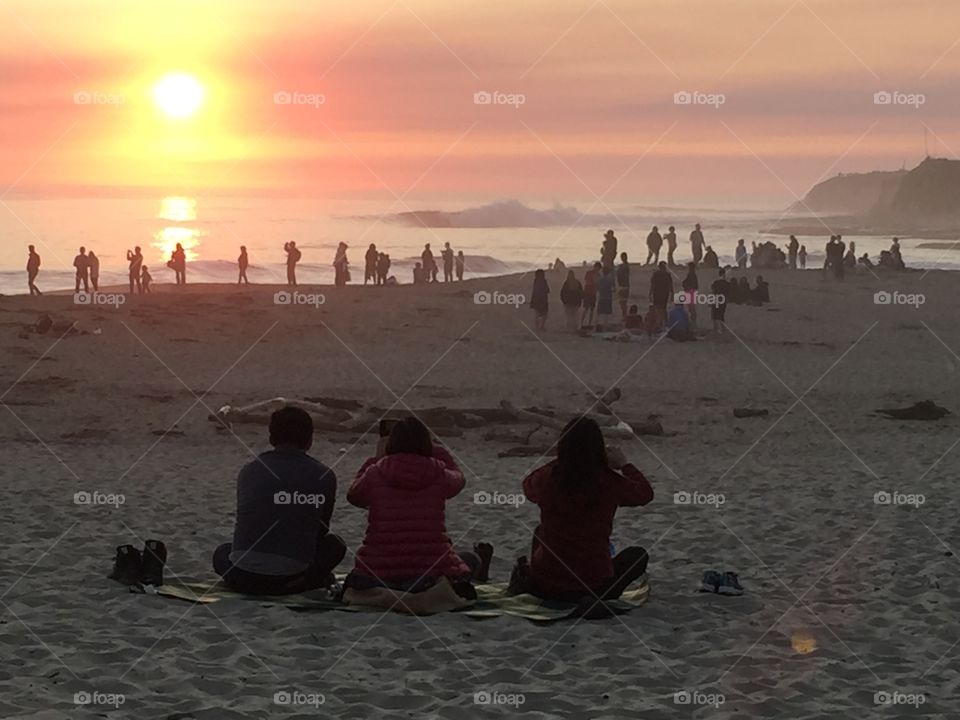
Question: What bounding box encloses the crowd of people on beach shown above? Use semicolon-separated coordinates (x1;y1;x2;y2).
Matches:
110;406;659;612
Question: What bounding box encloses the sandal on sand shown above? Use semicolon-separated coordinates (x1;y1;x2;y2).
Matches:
108;545;143;586
141;540;167;587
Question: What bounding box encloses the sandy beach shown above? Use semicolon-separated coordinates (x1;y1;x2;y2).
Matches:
1;263;958;718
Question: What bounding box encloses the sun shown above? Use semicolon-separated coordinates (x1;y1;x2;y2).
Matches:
153;73;205;119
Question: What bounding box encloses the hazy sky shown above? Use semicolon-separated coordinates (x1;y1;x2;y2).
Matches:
2;0;959;205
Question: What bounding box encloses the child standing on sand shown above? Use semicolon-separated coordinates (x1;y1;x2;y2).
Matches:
798;245;807;269
141;266;153;293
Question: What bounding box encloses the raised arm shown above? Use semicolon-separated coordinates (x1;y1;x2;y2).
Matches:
432;445;466;499
346;457;378;508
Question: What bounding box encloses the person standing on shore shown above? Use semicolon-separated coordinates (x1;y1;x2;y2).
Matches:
141;265;153;293
649;261;673;327
601;230;618;271
455;251;465;281
364;244;378;285
333;242;349;287
127;247;143;294
581;262;600;329
711;269;730;335
681;262;699;331
238;246;249;285
377;252;391;285
690;224;705;265
616;252;631;318
735;239;747;269
787;235;799;269
665;226;678;267
595;266;615;332
421;244;437;283
26;245;42;296
74;247;90;293
530;269;550;332
88;251;100;291
285;241;301;286
442;242;455;282
171;243;187;285
560;270;583;332
799;244;807;269
645;226;663;265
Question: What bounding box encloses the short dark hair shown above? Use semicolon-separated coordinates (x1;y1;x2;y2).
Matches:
269;407;313;449
385;417;433;457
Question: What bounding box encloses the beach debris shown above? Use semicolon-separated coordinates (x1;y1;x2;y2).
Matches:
876;400;950;421
733;408;769;418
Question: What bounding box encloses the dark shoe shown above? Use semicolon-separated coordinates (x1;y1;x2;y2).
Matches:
108;545;143;586
506;556;529;595
141;540;167;586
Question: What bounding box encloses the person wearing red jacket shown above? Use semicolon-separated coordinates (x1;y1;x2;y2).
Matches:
347;417;491;596
513;416;654;603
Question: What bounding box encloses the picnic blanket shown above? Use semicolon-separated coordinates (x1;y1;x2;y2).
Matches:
150;576;650;622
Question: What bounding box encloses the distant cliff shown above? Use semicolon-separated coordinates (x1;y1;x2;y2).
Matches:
878;157;960;227
789;169;907;216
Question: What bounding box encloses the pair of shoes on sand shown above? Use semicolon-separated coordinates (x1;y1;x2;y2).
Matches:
108;540;167;587
701;570;743;596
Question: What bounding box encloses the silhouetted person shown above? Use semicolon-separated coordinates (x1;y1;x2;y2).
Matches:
665;225;678;267
455;251;465;281
333;242;349;287
127;246;143;294
442;242;455;282
238;246;249;285
364;244;378;285
890;237;905;269
753;275;770;303
711;269;730;334
799;244;807;269
735;239;747;269
171;243;186;285
413;262;425;284
422;244;437;283
74;247;90;293
377;252;391;286
141;265;153;293
87;251;100;291
682;262;699;330
531;269;550;331
690;223;705;265
649;261;673;327
601;230;618;270
560;269;584;332
26;245;41;296
787;235;799;269
645;225;662;265
581;262;601;329
702;245;719;269
285;241;302;286
616;252;631;318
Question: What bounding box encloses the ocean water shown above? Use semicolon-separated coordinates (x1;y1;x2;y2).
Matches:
1;196;956;296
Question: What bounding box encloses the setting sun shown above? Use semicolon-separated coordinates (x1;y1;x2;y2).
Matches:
153;73;205;119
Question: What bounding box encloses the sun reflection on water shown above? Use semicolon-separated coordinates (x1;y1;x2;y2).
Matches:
153;197;201;261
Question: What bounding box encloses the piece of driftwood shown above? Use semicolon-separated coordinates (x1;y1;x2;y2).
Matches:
304;396;365;411
876;400;950;421
497;445;555;458
621;420;665;436
499;401;635;439
733;408;769;418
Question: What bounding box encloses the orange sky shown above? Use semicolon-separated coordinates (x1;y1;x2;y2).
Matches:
2;0;959;204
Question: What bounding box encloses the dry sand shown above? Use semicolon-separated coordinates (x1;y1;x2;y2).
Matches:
1;264;959;718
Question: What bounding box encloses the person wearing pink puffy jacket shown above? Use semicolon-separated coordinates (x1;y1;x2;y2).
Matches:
346;417;491;598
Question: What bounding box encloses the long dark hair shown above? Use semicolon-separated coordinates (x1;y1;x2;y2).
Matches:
385;417;433;457
553;416;607;486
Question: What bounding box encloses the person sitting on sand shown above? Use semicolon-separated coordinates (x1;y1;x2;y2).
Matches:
141;266;153;293
753;275;770;303
595;266;615;332
531;269;550;331
413;262;425;284
624;304;643;330
213;407;346;595
644;304;663;335
346;417;491;598
560;269;583;332
702;245;719;269
649;261;673;327
890;237;905;269
798;244;807;269
581;262;600;330
859;253;875;270
510;417;653;607
666;303;694;341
